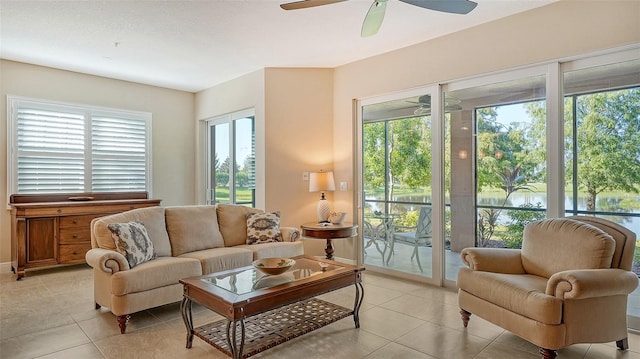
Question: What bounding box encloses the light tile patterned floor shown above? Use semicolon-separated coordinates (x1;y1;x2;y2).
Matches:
1;263;639;359
365;240;640;326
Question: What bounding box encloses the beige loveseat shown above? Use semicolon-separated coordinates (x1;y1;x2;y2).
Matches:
457;216;638;359
85;204;303;333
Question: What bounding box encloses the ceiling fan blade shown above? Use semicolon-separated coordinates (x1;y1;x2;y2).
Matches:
361;0;388;37
280;0;347;10
398;0;477;14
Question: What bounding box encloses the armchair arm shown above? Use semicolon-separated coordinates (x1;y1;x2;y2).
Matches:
85;248;130;274
460;247;525;274
546;268;639;299
281;227;300;242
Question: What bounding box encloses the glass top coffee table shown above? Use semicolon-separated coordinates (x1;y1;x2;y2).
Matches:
179;254;365;359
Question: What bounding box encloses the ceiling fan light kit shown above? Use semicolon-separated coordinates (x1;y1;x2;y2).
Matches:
281;0;478;37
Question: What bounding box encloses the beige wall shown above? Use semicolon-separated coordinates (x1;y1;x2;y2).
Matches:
332;0;640;259
0;60;195;265
195;68;335;257
264;68;334;256
194;69;266;208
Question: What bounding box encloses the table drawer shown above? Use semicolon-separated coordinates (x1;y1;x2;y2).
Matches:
59;243;92;264
59;214;102;229
59;227;91;244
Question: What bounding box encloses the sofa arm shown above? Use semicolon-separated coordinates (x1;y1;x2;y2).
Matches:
460;247;525;274
546;268;639;299
281;227;300;242
85;248;130;274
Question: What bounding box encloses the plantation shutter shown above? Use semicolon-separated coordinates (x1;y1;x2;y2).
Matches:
91;114;148;192
10;97;151;194
16;107;86;193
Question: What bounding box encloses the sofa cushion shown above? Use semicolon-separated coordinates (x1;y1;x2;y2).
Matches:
111;257;202;296
108;221;156;268
237;241;304;260
178;247;253;275
246;211;283;244
522;218;615;278
166;206;224;256
217;204;263;247
92;206;172;257
457;267;562;325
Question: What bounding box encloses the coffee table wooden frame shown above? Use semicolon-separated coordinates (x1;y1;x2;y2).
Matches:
179;255;365;359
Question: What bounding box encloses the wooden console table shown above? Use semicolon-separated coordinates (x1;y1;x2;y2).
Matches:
10;192;161;280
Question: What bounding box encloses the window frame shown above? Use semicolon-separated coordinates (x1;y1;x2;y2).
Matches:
6;95;153;197
205;108;256;207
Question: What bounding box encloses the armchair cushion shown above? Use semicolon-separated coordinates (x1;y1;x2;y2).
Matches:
458;267;562;325
521;218;615;278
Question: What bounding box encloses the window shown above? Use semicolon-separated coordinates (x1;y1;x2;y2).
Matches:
7;96;151;194
206;109;255;207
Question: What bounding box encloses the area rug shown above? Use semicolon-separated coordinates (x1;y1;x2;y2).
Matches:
194;298;353;358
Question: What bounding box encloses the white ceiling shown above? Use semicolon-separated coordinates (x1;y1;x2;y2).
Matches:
0;0;555;93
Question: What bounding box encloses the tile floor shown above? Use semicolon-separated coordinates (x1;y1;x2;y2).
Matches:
1;264;639;359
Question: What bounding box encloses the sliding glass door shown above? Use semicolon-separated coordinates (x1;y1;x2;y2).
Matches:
356;50;639;334
442;71;548;282
359;87;442;282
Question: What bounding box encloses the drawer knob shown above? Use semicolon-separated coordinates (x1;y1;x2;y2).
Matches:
57;209;62;214
72;235;78;239
72;220;78;224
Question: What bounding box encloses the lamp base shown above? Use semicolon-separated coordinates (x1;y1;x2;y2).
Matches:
317;199;331;223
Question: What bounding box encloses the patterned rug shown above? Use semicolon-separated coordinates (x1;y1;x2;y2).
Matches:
194;298;353;358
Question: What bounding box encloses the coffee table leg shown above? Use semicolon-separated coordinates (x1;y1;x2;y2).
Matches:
353;280;365;328
180;296;194;348
226;319;246;359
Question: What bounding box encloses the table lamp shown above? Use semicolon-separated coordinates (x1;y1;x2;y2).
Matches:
309;170;335;223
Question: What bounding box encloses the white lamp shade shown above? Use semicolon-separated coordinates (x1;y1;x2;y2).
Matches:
309;171;336;192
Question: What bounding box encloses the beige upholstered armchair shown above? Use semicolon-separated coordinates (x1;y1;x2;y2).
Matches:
457;216;638;359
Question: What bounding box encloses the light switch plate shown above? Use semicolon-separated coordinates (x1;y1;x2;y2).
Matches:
303;172;309;181
340;181;347;191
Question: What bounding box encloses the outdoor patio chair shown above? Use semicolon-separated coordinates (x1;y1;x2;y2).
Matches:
389;206;433;272
363;218;389;261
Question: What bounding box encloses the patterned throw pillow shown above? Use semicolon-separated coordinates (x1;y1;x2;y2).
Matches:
246;212;283;245
107;221;157;268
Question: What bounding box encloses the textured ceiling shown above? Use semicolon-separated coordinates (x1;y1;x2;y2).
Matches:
0;0;555;92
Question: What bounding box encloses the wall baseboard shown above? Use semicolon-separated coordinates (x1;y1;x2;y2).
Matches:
0;262;13;274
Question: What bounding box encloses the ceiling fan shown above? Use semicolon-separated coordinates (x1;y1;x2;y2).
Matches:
280;0;478;37
410;95;462;115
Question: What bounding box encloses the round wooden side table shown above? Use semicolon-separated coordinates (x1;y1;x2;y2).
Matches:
300;222;358;260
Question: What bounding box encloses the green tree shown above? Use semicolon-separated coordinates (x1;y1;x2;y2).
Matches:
363;117;431;206
216;157;230;187
527;88;640;211
388;117;431;192
574;89;640;210
363;122;386;194
476;107;531;191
